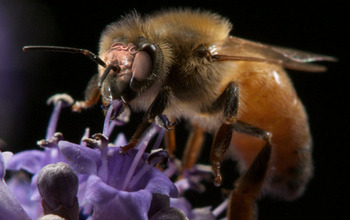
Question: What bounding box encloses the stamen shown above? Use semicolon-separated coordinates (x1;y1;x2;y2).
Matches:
212;198;228;218
152;129;166;150
146;149;169;167
107;105;130;137
114;133;127;146
91;134;109;183
128;150;169;190
121;125;159;191
107;120;124;137
127;165;150;190
80;128;90;147
103;103;114;137
175;179;191;195
46;94;74;140
103;100;122;137
163;158;178;178
46;101;62;140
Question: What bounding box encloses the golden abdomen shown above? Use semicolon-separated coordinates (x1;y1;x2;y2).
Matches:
229;62;313;200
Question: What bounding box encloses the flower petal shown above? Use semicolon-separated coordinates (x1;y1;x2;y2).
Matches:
0;152;5;178
6;150;46;173
113;133;127;147
170;198;193;219
148;193;170;217
0;153;31;220
1;151;13;165
101;190;152;220
84;175;117;205
0;181;32;220
114;189;152;220
106;147;137;189
58;141;99;174
144;168;178;198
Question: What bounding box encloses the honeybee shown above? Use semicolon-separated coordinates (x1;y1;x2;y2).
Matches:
24;9;336;219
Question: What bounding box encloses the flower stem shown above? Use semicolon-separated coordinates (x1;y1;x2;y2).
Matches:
152;128;165;150
103;104;114;137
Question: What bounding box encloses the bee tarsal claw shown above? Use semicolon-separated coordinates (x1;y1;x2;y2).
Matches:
214;174;223;187
155;114;176;131
119;142;136;154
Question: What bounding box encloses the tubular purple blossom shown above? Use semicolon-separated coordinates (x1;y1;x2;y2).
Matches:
56;101;178;219
58;136;178;219
5;94;74;219
0;151;32;220
3;92;226;219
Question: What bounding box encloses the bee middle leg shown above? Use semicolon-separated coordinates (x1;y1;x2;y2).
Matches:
209;81;239;185
164;127;176;155
180;124;205;175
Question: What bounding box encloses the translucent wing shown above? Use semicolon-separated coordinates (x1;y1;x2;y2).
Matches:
210;36;337;72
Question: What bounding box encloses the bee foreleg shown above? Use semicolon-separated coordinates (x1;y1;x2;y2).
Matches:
72;74;100;112
121;86;171;152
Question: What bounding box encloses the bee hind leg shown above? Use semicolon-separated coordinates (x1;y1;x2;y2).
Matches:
211;121;272;220
228;121;271;220
209;82;272;219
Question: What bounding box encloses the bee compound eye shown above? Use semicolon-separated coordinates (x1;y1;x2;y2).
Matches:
131;51;152;82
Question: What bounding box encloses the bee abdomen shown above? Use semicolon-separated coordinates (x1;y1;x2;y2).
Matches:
265;146;313;200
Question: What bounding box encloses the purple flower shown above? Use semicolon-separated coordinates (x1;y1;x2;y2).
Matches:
2;92;224;219
169;165;228;220
0;151;31;220
58;101;179;219
6;94;73;173
5;94;72;219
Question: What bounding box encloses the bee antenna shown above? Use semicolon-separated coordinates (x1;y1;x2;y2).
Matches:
23;45;107;68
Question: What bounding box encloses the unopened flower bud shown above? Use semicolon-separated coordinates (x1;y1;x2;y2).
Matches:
150;207;188;220
39;214;65;220
37;162;79;220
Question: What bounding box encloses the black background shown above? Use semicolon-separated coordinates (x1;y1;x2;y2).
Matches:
0;1;348;219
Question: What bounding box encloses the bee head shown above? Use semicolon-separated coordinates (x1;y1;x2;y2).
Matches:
99;40;161;104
